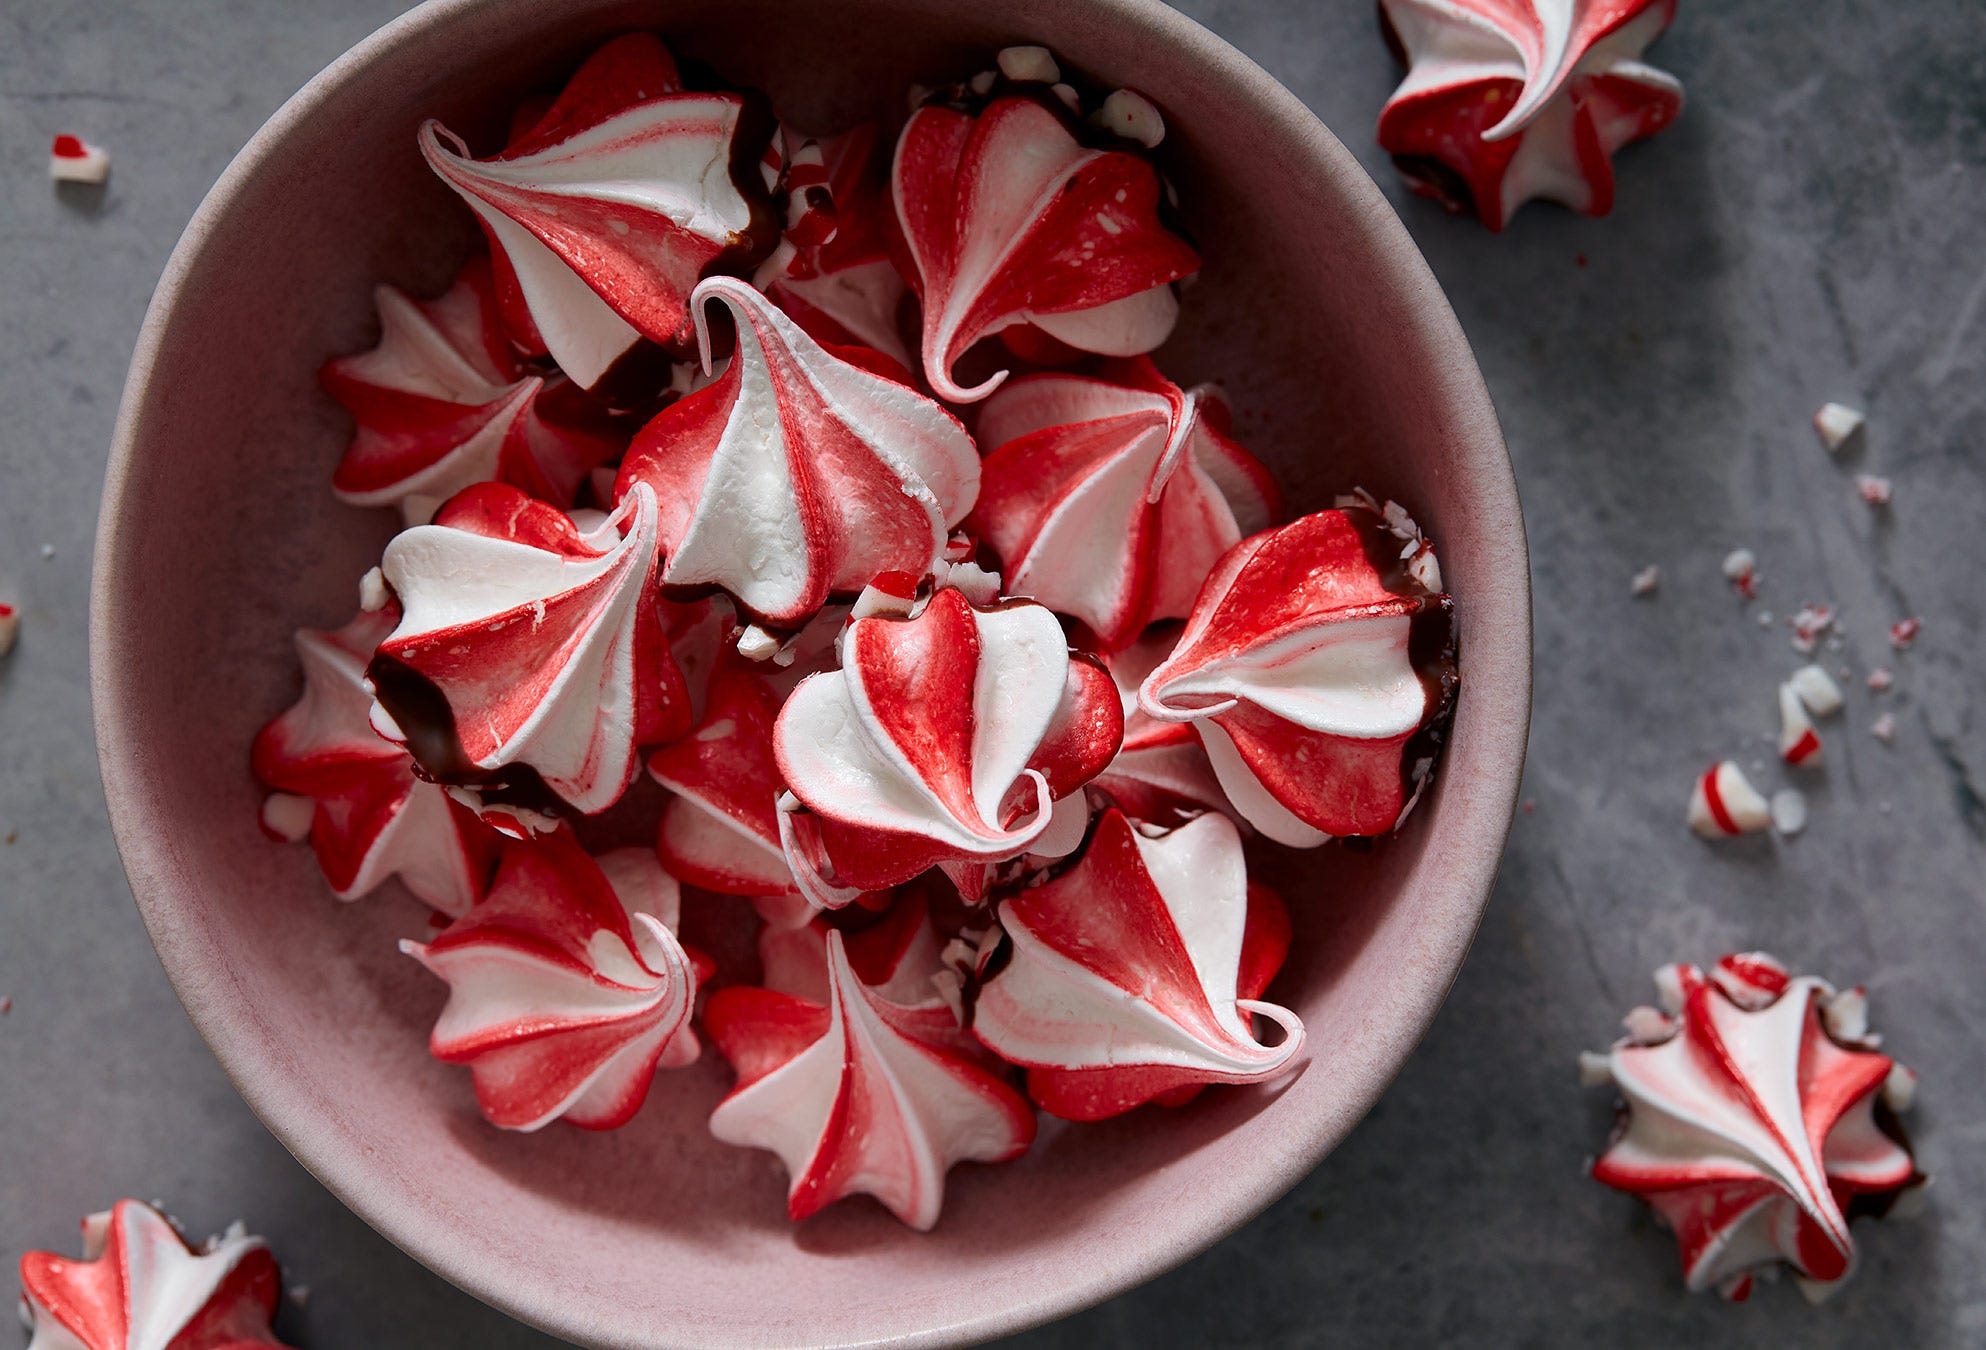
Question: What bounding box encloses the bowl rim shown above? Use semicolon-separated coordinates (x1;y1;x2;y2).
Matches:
91;0;1532;1344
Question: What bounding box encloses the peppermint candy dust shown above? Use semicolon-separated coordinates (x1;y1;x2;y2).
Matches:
256;35;1463;1231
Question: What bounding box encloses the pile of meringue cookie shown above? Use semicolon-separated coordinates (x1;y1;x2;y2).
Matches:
250;34;1460;1231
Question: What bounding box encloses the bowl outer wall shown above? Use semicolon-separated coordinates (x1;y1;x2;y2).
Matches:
90;1;1532;1346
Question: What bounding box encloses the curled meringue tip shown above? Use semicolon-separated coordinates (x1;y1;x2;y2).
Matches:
928;357;1008;406
1234;998;1306;1072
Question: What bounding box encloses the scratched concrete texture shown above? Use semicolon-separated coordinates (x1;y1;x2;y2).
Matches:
1;0;1982;1345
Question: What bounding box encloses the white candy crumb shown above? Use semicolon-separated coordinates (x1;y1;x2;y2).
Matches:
968;70;996;96
937;559;1002;606
1867;666;1894;692
1813;401;1866;454
38;543;54;561
1770;787;1808;836
996;46;1060;84
735;625;781;661
1789;664;1844;716
0;604;17;657
1822;986;1870;1043
1577;1050;1614;1086
49;135;110;185
1871;711;1897;744
1652;964;1687;1015
260;793;315;843
357;566;389;612
1621;1005;1674;1044
1883;1062;1919;1113
1630;565;1660;597
1095;89;1166;147
287;1285;311;1308
1050;82;1082;113
1789;604;1835;654
1856;474;1893;506
1721;548;1759;598
1757;609;1774;628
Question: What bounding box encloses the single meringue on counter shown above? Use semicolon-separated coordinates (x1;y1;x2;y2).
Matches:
321;255;622;524
705;929;1036;1229
1138;505;1458;846
615;276;979;629
19;1198;291;1350
252;605;498;916
418;34;779;388
889;93;1200;401
973;809;1302;1120
773;587;1123;908
401;833;703;1131
761;122;913;367
1090;626;1237;828
969;357;1280;652
370;481;693;819
1585;952;1923;1302
1377;0;1684;230
647;660;797;897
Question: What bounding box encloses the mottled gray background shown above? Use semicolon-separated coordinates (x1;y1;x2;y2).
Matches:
2;0;1982;1345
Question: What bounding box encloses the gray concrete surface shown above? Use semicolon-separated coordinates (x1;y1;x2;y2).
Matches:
3;0;1982;1344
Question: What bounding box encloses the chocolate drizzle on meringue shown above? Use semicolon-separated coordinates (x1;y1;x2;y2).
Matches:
366;652;571;821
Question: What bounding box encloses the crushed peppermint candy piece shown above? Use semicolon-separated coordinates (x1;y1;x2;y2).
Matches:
1770;787;1808;836
1812;402;1866;455
49;133;110;184
1778;684;1822;766
1871;712;1897;744
1721;548;1759;599
1788;664;1844;716
996;45;1060;83
0;995;12;1015
357;566;389;613
258;793;316;843
1630;565;1660;597
1866;666;1894;692
1889;618;1922;650
1094;89;1166;147
1688;761;1772;838
1855;474;1893;507
736;625;782;662
1789;604;1835;654
0;602;18;657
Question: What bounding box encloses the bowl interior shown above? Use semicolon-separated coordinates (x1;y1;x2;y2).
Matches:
93;1;1528;1345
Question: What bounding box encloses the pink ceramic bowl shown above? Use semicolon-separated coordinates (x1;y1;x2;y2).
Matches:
93;1;1530;1344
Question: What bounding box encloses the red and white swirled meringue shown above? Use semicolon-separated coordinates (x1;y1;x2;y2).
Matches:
615;276;980;629
19;1199;289;1350
1586;952;1922;1301
705;929;1035;1229
1089;627;1236;827
370;481;692;818
773;587;1123;907
973;809;1301;1120
321;256;621;524
417;34;777;388
1377;0;1684;230
758;884;955;1027
969;357;1280;651
762;122;912;367
647;660;795;897
1137;506;1457;846
252;605;497;916
889;93;1200;402
401;832;702;1131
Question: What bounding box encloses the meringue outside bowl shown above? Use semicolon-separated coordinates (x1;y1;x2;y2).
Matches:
91;1;1531;1346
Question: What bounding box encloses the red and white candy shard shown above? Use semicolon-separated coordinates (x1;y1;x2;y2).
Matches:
1587;953;1920;1300
1138;507;1456;846
704;930;1036;1229
1687;760;1771;838
19;1198;289;1350
251;606;496;916
321;257;620;523
417;34;775;388
969;357;1280;651
1090;627;1236;827
615;276;979;628
889;94;1201;401
647;661;795;897
973;809;1302;1121
372;481;691;816
401;833;700;1131
49;134;110;185
762;123;913;366
1377;0;1684;230
773;587;1123;906
1777;682;1822;766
